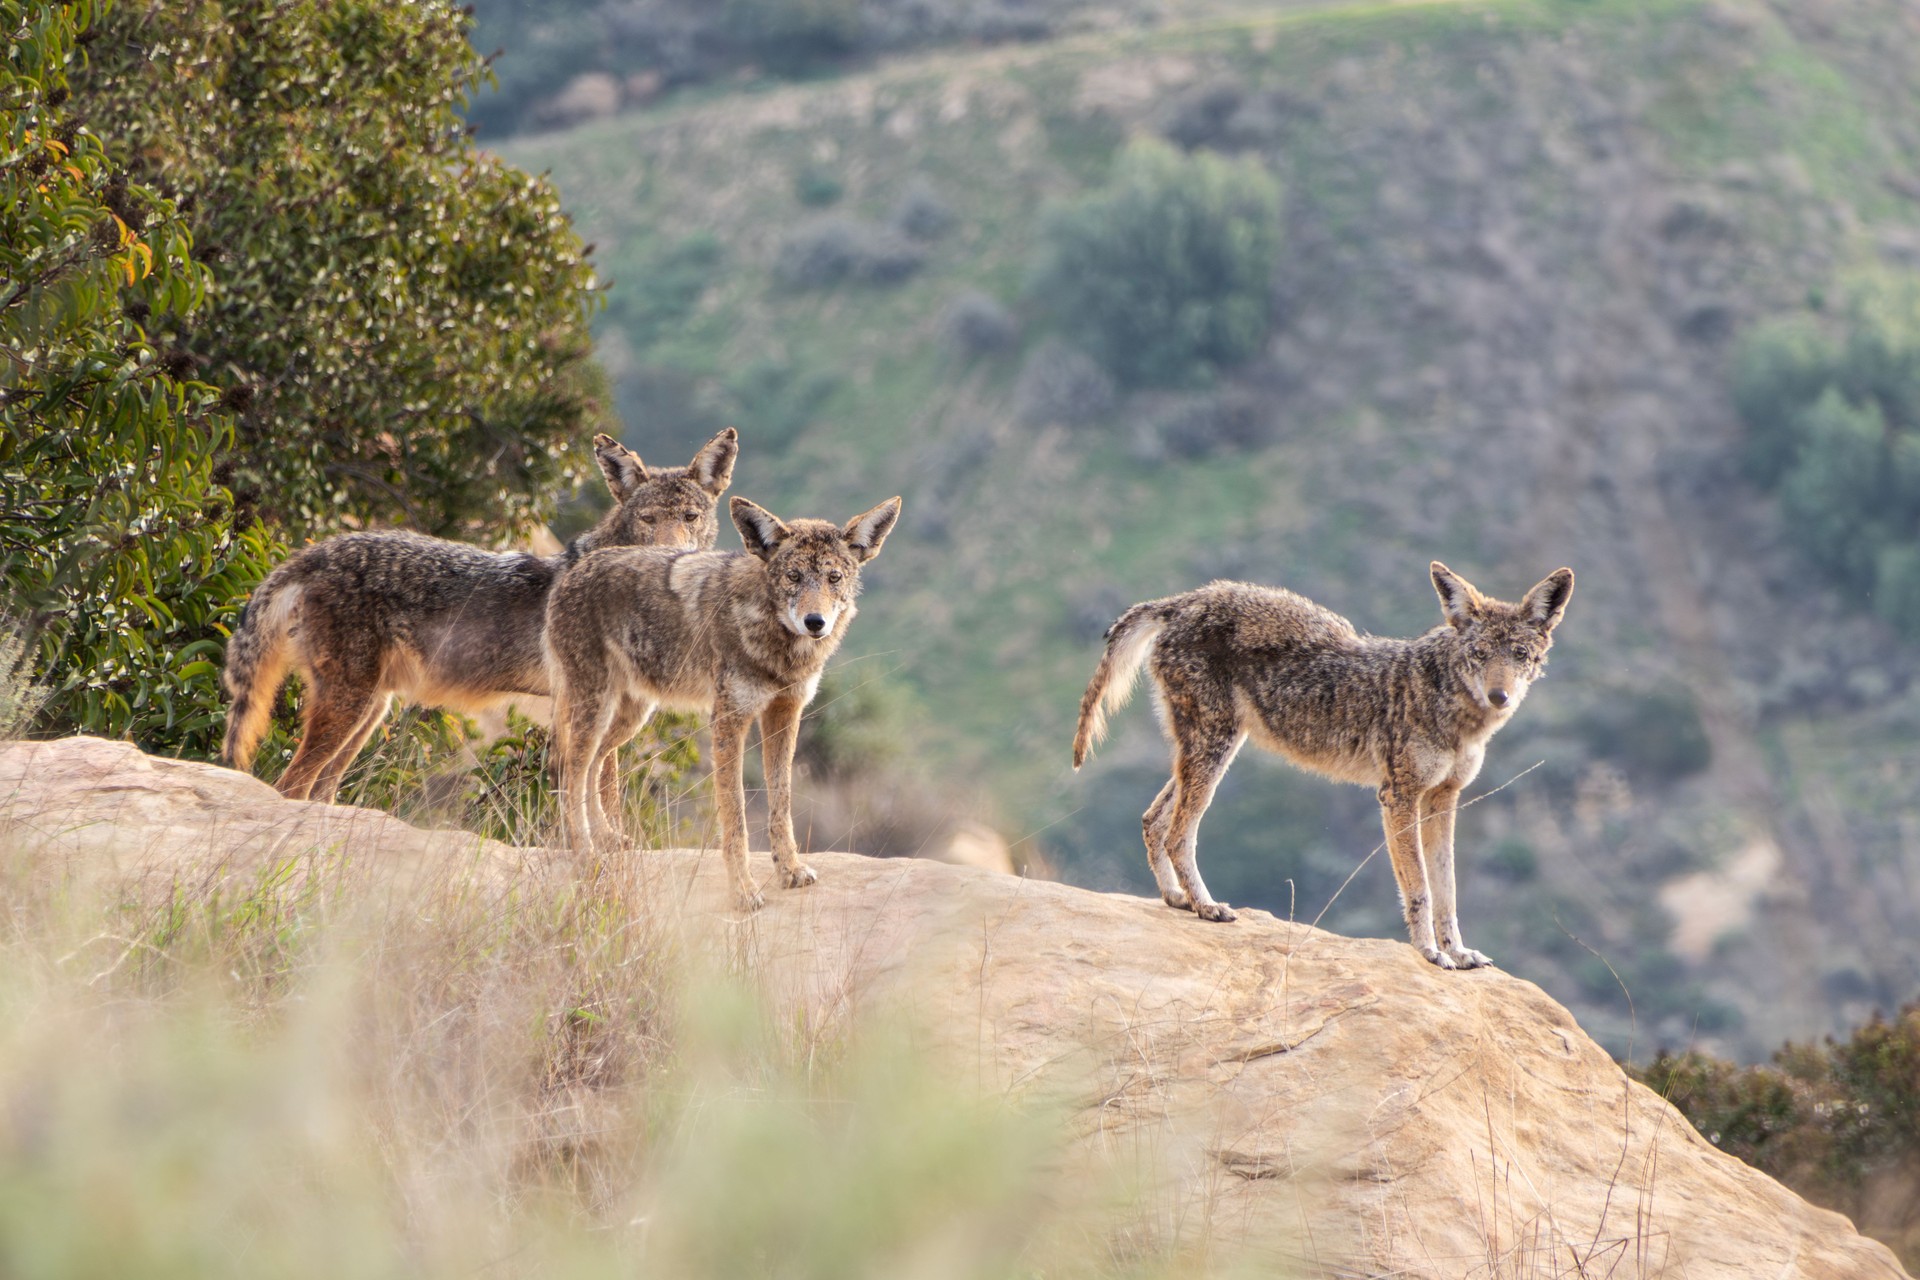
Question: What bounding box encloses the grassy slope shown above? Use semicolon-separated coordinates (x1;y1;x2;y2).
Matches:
502;0;1920;1058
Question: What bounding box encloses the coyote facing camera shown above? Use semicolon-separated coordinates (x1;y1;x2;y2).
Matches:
220;429;739;803
1073;562;1573;969
544;494;902;910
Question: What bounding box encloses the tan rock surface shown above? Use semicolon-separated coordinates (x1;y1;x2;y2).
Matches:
0;737;1907;1279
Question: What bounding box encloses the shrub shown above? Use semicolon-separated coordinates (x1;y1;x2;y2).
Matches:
1152;390;1268;459
774;216;925;289
1634;1003;1920;1268
1027;139;1282;388
722;0;862;71
892;176;955;240
1733;271;1920;639
793;163;845;208
1012;338;1115;428
942;289;1019;357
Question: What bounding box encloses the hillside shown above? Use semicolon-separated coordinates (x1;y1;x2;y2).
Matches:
0;735;1909;1277
491;0;1920;1060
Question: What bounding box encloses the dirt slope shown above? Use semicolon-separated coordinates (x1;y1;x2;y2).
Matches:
0;736;1906;1278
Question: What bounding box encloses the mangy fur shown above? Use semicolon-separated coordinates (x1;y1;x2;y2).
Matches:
544;493;902;909
1073;562;1573;969
221;429;739;803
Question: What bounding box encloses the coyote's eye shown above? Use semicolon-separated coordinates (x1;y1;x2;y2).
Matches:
640;514;656;524
827;571;842;584
683;511;699;522
787;569;803;583
1511;644;1531;661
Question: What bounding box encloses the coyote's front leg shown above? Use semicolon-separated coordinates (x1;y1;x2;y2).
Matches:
709;705;763;911
1378;778;1449;968
1420;783;1491;969
759;691;817;891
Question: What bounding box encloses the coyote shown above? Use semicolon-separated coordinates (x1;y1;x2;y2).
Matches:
1072;562;1573;969
544;493;902;909
221;429;740;803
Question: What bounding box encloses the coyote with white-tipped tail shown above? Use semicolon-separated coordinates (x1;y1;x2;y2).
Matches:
221;429;739;802
1073;562;1573;969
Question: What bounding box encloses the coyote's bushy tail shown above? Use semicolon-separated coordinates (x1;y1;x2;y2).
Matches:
1072;603;1166;770
220;568;303;773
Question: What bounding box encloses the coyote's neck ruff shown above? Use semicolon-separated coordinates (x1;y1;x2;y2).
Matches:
1073;562;1573;970
545;494;903;910
220;429;739;802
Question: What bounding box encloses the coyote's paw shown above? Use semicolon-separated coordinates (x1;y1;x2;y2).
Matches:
1195;901;1237;923
1161;888;1193;911
780;862;818;890
1447;946;1493;969
734;885;766;913
1419;946;1458;970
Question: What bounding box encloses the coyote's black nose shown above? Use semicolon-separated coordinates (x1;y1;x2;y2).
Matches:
804;613;827;635
1488;688;1510;708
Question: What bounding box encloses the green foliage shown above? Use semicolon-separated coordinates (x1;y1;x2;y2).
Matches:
606;232;725;351
722;0;862;73
70;0;609;544
1734;272;1920;639
0;0;279;757
793;162;845;208
1634;1003;1920;1268
1574;682;1713;783
1028;139;1281;389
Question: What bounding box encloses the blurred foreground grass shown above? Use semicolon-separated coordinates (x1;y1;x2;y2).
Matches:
0;828;1239;1280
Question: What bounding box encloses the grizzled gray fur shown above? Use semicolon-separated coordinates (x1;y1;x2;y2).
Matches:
1073;562;1573;969
544;493;902;910
222;429;739;802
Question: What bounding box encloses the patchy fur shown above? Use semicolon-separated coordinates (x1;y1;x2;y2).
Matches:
221;429;739;802
1073;561;1573;968
544;494;902;909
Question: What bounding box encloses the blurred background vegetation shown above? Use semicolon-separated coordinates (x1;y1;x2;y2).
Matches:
9;0;1920;1264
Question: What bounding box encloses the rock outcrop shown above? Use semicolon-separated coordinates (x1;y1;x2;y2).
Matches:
0;737;1907;1279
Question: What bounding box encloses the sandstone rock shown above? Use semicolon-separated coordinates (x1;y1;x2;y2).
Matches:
0;737;1907;1279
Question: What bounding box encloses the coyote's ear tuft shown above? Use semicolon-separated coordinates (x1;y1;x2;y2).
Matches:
690;427;739;496
732;497;790;561
1431;561;1481;628
594;433;649;501
1521;567;1575;633
843;496;903;564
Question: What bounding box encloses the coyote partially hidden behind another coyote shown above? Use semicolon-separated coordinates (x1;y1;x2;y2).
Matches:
544;493;902;910
221;429;739;803
1073;562;1573;969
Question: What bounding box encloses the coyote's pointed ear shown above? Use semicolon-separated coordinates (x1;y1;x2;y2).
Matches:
689;427;739;497
731;497;790;561
1521;567;1575;633
1431;561;1481;629
594;433;649;501
842;496;902;564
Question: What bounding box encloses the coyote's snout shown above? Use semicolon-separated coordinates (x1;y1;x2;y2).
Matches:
544;493;903;909
220;429;740;802
1073;561;1573;969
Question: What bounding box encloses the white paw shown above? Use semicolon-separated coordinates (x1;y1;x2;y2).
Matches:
780;863;818;890
734;886;766;913
1449;946;1493;969
1420;946;1458;970
1195;901;1238;923
1161;888;1193;911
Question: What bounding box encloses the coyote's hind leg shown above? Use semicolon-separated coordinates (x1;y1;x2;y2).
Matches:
1141;778;1190;910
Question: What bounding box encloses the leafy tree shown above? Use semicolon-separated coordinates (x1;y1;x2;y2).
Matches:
1028;139;1281;389
1733;272;1920;639
1;0;277;756
68;0;610;544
